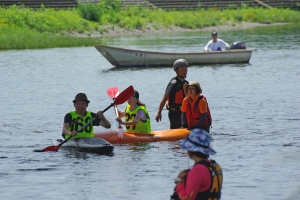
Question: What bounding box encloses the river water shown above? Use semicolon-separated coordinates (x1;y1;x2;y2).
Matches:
0;24;299;200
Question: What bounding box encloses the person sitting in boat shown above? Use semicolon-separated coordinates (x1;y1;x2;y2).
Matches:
204;31;230;52
171;129;222;200
116;90;151;134
156;59;189;129
181;81;212;133
62;93;111;139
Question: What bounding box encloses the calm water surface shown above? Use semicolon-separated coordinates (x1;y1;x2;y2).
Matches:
0;24;300;200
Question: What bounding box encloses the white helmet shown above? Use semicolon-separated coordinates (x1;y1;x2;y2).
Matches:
186;81;202;94
173;59;188;70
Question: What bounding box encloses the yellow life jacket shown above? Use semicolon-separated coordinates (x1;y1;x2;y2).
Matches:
65;111;94;139
125;105;151;134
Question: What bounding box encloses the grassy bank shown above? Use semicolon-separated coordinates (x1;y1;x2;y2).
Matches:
1;2;300;50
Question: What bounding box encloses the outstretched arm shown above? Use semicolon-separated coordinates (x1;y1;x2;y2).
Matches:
156;94;169;122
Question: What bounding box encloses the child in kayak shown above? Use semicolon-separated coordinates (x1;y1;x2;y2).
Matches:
116;90;151;134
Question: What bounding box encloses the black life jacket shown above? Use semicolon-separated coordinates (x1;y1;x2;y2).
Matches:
194;160;222;200
167;77;188;111
170;160;222;200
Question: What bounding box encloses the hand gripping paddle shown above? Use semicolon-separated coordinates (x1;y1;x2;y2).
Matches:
107;87;125;143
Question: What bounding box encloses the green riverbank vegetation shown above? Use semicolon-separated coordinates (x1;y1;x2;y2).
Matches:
1;0;300;50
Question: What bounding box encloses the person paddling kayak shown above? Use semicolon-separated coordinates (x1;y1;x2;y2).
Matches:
62;93;111;139
116;90;151;134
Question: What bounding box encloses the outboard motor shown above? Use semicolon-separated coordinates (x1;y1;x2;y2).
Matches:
231;41;246;49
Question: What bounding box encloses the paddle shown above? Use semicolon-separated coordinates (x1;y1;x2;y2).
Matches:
34;85;134;152
107;87;124;143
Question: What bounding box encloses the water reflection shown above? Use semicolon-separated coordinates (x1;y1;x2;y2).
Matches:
101;65;173;73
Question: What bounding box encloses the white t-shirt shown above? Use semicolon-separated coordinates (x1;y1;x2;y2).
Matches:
204;39;229;51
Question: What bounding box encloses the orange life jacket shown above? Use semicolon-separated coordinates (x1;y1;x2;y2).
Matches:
185;95;212;128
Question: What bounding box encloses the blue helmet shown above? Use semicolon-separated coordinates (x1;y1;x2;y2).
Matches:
173;59;188;70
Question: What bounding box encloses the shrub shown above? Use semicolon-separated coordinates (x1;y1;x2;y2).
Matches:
78;2;102;22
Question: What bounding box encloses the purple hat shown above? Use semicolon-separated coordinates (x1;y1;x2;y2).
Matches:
179;129;216;155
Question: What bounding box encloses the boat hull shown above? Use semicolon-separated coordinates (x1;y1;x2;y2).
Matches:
94;44;255;68
54;138;114;155
94;129;190;144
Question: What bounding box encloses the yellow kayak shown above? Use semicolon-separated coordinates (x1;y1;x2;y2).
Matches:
94;129;190;144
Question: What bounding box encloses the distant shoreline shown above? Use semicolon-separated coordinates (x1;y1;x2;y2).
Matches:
70;22;292;38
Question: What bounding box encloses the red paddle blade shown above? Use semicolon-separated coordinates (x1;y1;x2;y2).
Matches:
34;145;59;152
107;87;119;99
114;85;134;105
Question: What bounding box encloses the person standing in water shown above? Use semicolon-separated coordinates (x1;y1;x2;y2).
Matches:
156;59;189;129
181;81;212;133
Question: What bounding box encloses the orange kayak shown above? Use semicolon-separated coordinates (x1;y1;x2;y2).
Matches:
94;129;190;144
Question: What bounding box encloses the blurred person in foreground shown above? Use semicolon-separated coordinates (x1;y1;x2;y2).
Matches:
171;129;222;200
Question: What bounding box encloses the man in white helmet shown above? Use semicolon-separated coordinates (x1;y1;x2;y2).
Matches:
155;59;189;129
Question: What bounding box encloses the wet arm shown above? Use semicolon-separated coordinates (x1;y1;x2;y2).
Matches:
62;123;71;136
157;94;168;114
156;94;169;122
62;113;75;136
181;112;188;127
194;113;207;127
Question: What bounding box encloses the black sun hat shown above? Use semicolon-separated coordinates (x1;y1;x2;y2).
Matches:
72;93;90;103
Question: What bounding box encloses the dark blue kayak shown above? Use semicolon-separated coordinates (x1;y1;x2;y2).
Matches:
54;138;114;155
